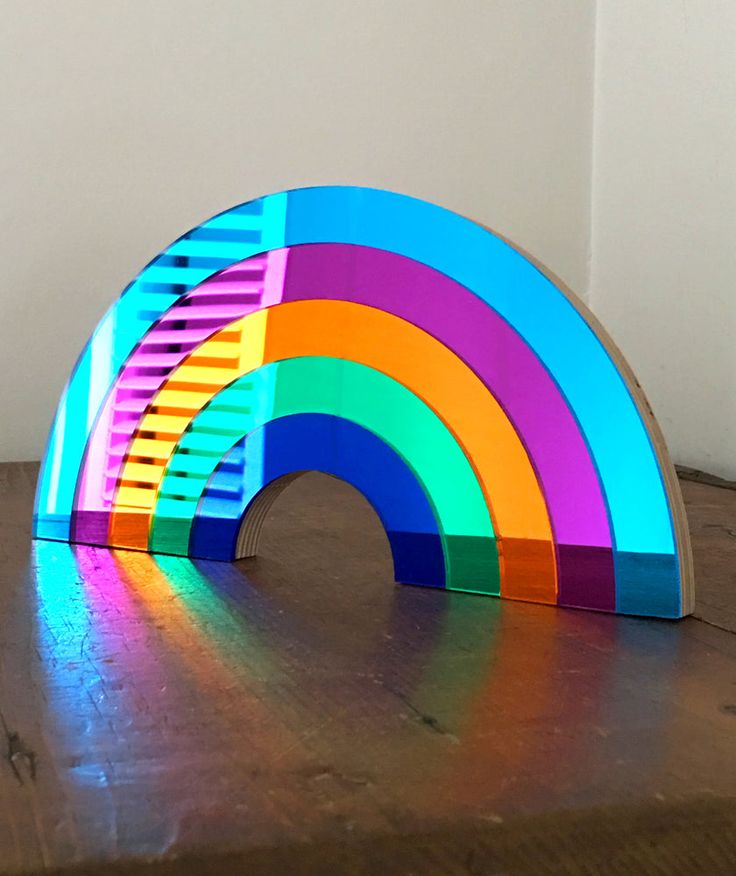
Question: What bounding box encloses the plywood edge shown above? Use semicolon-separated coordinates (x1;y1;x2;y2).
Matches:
480;224;694;617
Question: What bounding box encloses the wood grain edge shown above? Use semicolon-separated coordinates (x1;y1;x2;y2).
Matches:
479;224;694;617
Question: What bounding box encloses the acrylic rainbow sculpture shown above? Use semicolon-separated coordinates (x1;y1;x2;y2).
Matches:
34;186;694;618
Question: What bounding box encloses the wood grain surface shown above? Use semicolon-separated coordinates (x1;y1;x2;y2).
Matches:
1;463;735;875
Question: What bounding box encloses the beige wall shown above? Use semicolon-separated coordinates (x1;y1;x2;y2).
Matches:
591;0;736;478
5;2;734;478
0;0;596;462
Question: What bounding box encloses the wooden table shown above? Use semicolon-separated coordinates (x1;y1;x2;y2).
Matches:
1;463;736;875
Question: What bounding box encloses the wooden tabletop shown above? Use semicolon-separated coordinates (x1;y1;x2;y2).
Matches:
1;463;736;875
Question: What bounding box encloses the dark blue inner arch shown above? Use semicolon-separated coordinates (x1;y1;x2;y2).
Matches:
189;414;447;588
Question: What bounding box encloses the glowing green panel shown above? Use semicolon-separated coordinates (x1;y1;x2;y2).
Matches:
151;357;499;595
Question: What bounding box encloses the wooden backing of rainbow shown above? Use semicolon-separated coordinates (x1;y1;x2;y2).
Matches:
34;186;693;617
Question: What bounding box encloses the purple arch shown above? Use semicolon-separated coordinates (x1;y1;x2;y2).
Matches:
73;244;614;610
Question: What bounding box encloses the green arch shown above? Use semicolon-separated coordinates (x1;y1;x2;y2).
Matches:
150;357;499;595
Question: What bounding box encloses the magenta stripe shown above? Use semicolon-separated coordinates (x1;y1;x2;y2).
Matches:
72;243;614;608
282;245;612;551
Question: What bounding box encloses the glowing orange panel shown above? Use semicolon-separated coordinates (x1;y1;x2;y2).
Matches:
111;300;557;604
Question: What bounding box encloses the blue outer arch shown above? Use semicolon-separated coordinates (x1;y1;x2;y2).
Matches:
33;185;685;616
189;414;447;589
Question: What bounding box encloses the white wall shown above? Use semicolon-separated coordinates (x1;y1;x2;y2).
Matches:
0;0;594;460
591;1;736;479
0;0;595;462
3;2;734;477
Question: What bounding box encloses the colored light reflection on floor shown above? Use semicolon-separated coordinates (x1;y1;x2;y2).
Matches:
29;514;683;844
31;541;314;855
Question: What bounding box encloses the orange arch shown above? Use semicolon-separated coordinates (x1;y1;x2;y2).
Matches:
110;300;557;603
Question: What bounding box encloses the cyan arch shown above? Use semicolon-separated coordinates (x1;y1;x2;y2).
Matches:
34;185;692;617
191;413;447;589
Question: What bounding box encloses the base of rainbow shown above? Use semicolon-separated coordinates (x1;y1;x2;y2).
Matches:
34;187;693;618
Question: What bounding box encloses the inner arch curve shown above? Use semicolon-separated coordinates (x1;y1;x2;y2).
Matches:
191;414;447;590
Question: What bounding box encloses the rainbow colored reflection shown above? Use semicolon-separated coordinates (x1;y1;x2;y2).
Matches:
31;536;683;838
34;187;692;617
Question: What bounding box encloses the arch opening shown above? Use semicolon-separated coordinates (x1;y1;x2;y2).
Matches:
233;471;444;592
188;414;449;591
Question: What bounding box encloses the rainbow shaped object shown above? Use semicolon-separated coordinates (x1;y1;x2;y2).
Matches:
34;186;694;618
